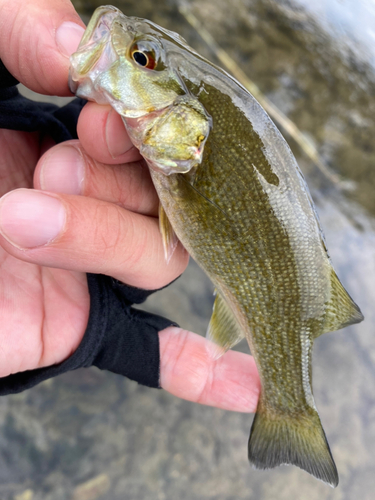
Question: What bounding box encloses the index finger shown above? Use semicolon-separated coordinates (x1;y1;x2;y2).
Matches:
0;0;85;95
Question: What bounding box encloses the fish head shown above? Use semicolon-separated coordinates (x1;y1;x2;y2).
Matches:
69;6;211;174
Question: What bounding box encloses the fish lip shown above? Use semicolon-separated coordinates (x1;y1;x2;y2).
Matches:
68;73;78;95
68;8;135;98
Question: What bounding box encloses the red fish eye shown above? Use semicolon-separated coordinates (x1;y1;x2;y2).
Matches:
131;46;157;70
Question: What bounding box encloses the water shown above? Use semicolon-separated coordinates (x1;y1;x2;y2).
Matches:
293;0;375;68
2;1;375;499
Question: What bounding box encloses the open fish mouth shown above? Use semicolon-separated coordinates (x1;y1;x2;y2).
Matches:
69;6;131;100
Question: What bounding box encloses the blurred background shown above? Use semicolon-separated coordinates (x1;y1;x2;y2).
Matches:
3;0;375;498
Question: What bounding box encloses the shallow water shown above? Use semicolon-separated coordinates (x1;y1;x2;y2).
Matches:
3;1;375;499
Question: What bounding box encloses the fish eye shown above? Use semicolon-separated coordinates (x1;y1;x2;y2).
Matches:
130;42;157;70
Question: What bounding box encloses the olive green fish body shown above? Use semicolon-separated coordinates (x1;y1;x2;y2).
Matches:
69;6;363;487
152;82;327;403
150;84;344;484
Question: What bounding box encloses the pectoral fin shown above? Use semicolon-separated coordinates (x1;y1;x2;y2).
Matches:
206;291;245;359
159;204;179;263
320;270;364;337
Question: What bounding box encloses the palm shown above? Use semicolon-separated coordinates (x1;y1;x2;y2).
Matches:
0;129;88;376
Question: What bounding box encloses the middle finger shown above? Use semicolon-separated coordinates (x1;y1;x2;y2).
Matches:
77;102;139;165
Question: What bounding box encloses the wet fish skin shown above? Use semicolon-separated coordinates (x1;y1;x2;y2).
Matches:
69;6;364;487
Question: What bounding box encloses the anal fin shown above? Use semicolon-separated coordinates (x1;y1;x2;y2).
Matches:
206;290;245;359
159;204;179;264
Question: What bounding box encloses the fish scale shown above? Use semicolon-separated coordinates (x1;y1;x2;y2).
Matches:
149;77;333;476
151;97;306;400
69;5;364;487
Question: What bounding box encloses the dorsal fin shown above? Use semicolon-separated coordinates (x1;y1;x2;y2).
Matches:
206;290;245;358
319;270;364;337
159;204;179;264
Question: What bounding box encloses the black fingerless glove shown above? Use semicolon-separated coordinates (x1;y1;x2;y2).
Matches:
0;61;177;394
0;275;176;394
0;61;86;142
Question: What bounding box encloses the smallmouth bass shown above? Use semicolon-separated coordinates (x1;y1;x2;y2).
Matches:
69;6;364;487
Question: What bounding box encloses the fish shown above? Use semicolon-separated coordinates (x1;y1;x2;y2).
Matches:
69;5;364;487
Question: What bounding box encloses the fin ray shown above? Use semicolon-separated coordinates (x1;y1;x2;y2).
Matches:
248;404;339;487
206;291;245;359
159;204;179;263
321;270;364;337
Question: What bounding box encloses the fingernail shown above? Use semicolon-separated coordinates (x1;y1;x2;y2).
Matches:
56;21;85;57
40;146;84;195
105;108;134;158
0;189;65;249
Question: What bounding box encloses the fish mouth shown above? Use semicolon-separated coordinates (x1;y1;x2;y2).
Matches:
68;6;132;98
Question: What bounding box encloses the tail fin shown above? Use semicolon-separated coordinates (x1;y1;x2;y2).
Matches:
248;406;338;487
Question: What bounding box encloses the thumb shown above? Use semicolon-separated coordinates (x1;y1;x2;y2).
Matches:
0;0;85;95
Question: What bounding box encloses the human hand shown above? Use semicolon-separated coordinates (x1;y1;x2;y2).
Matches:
0;0;260;412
